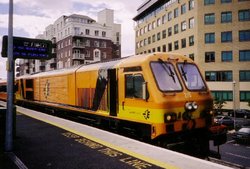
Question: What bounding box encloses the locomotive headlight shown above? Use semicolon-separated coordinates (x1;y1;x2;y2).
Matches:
185;102;193;111
192;102;198;110
164;113;177;123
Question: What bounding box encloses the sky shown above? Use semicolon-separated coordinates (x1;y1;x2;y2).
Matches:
0;0;144;79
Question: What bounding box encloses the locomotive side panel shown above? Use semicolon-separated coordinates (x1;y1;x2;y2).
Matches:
33;78;40;101
39;73;76;105
76;70;108;112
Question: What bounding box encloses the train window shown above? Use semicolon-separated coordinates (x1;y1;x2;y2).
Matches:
177;63;207;91
125;74;145;99
151;61;182;92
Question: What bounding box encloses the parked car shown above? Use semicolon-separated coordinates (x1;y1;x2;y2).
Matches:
232;127;250;144
214;115;234;126
228;109;250;119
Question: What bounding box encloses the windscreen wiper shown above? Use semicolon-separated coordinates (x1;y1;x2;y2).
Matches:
158;58;176;83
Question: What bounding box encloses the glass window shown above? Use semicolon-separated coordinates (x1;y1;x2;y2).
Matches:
211;91;233;101
177;63;206;90
205;71;232;81
168;43;172;51
221;31;232;42
239;50;250;61
181;4;186;14
174;8;179;18
239;70;250;81
205;52;215;62
239;10;250;21
239;30;250;41
221;51;232;62
205;33;215;43
189;35;194;46
204;0;215;5
189;17;195;28
240;91;250;102
189;0;194;10
157;32;161;41
125;74;145;99
151;62;182;92
205;13;215;24
157;18;161;26
162;45;166;52
181;38;186;48
174;24;179;34
162;15;166;24
181;21;187;31
221;0;232;3
148;37;151;45
152;34;156;43
221;11;232;23
162;30;166;39
95;30;99;36
189;53;194;61
168;27;172;36
168;11;172;21
174;41;179;50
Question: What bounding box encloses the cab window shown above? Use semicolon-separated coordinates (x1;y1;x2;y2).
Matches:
125;74;144;99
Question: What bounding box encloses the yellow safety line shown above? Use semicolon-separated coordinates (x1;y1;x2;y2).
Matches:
18;110;178;169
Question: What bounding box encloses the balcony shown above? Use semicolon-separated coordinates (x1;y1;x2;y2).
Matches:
72;53;85;60
72;42;85;48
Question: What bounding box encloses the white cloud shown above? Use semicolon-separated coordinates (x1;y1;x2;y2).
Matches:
0;0;144;78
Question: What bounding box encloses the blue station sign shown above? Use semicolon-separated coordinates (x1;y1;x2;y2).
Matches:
1;35;53;60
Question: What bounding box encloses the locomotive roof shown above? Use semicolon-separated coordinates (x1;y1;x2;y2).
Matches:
17;52;192;79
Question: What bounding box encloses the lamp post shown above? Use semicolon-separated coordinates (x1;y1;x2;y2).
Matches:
232;81;236;130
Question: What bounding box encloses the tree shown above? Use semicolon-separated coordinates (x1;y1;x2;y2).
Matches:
213;99;227;115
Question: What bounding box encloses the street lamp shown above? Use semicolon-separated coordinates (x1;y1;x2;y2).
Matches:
232;81;236;130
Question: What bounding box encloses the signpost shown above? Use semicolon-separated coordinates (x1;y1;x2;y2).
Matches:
2;1;53;152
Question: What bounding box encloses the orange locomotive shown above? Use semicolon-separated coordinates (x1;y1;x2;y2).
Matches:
1;52;226;155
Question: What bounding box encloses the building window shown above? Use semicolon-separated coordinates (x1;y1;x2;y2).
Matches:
152;34;156;43
94;41;100;47
144;26;147;34
189;35;194;46
240;91;250;102
221;31;232;42
181;21;187;31
95;30;99;36
189;53;194;60
102;31;106;37
102;52;107;59
162;30;166;39
205;52;215;62
189;0;194;10
162;45;166;52
181;38;186;48
239;70;250;81
221;51;232;62
152;48;156;52
181;4;186;14
157;46;161;52
239;30;250;41
157;18;161;26
239;10;250;21
221;0;232;3
101;41;106;48
205;13;215;24
157;32;161;41
174;8;179;18
174;41;179;50
239;50;250;61
205;33;215;43
148;37;151;44
204;0;215;5
205;71;232;81
211;91;233;101
162;14;166;24
168;27;172;36
85;29;90;35
144;38;147;46
221;11;232;23
168;43;172;52
152;21;156;29
140;28;143;35
189;17;195;29
85;40;90;46
174;24;178;34
148;23;152;31
168;11;172;21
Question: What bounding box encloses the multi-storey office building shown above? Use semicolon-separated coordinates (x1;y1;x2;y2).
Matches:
18;9;121;75
134;0;250;110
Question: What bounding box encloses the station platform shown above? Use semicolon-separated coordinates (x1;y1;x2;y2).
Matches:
0;102;231;169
